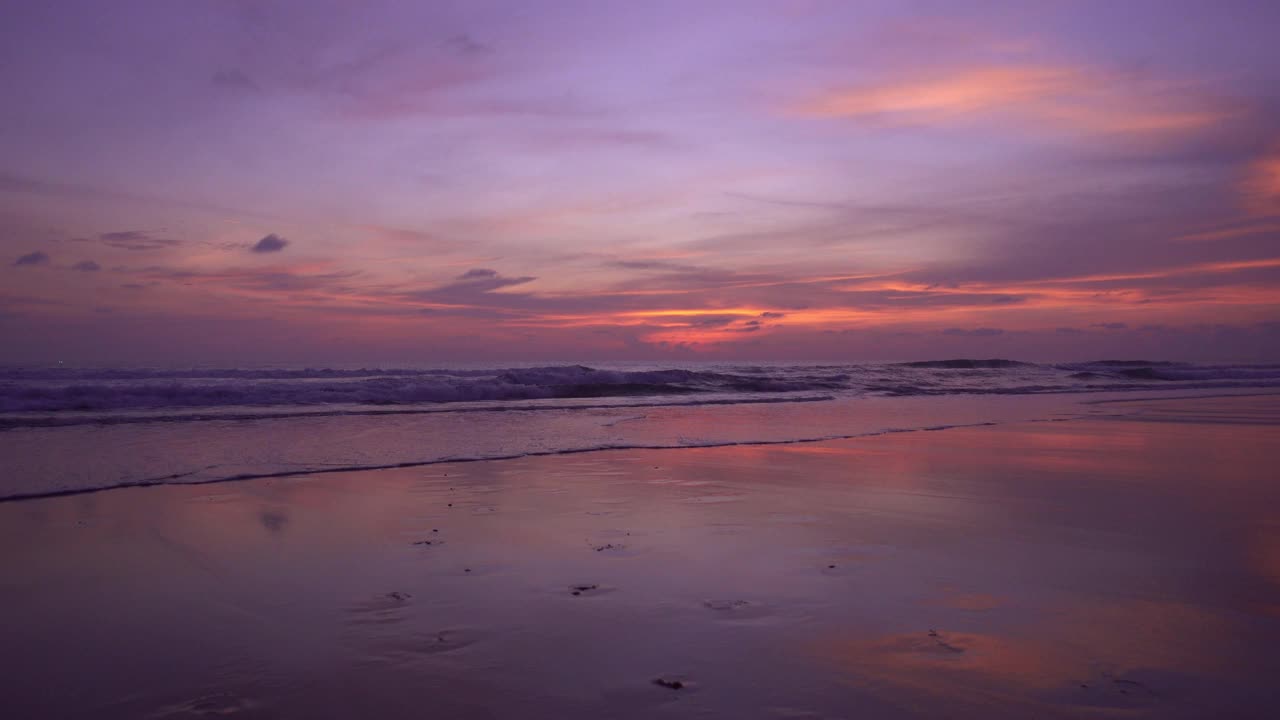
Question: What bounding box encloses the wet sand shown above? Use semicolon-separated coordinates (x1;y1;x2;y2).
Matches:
3;395;1279;719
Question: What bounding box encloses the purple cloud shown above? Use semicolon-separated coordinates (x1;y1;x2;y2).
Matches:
99;232;181;251
942;327;1005;337
251;234;289;253
14;251;50;266
446;34;491;56
1;1;1278;362
137;266;359;293
687;315;739;328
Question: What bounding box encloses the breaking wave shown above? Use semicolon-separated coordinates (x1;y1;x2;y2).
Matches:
1;360;1278;423
3;359;1278;503
0;365;839;414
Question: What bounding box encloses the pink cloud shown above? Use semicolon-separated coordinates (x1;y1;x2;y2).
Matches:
794;64;1230;136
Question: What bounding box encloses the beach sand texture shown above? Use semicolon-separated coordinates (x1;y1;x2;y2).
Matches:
3;394;1279;719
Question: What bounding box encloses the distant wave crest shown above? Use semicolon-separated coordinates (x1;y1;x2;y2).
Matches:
0;364;833;414
1;361;1278;418
895;358;1033;369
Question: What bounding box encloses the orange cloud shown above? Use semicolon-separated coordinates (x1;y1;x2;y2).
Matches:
1174;221;1280;243
802;67;1070;118
796;65;1228;136
1243;149;1280;216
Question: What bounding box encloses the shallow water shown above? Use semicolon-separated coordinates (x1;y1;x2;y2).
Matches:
3;384;1276;501
3;394;1278;719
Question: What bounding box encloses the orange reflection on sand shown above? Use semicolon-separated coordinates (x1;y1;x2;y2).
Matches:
926;589;1005;611
824;629;1076;689
1251;526;1280;616
814;598;1235;716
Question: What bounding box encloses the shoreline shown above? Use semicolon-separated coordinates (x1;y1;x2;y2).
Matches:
4;395;1279;718
4;389;1278;504
0;417;1008;504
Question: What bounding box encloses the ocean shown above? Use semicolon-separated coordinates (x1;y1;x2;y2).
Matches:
3;359;1279;501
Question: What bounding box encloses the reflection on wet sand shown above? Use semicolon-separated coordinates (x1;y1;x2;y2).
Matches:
817;597;1247;719
2;399;1279;719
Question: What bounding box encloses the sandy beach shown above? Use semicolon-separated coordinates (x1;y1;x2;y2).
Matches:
6;1;1280;716
4;393;1278;719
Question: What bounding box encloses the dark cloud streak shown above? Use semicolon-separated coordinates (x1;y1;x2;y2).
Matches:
99;231;182;251
14;251;50;266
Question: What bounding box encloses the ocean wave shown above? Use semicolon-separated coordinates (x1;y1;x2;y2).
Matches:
0;394;836;430
2;360;1278;417
1056;361;1280;382
0;365;784;412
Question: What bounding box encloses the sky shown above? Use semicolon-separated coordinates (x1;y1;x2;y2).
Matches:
3;0;1280;364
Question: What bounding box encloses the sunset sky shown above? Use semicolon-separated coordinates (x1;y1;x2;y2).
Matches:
3;0;1279;363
